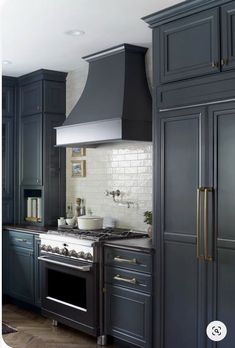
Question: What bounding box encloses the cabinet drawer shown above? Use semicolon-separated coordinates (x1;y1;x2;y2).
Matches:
105;266;152;293
8;231;34;250
104;247;152;273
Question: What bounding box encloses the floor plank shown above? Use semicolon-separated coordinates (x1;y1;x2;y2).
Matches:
2;304;116;348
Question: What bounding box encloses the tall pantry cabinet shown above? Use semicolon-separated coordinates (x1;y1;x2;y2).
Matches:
143;1;235;348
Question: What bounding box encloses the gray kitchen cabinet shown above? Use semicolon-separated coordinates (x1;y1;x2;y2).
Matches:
19;69;67;226
221;2;235;71
34;236;41;307
208;103;235;348
21;81;42;116
6;230;35;304
146;0;235;84
104;246;152;347
21;114;42;186
158;107;207;348
4;229;41;307
159;8;220;83
2;77;16;224
2;85;15;117
143;1;235;348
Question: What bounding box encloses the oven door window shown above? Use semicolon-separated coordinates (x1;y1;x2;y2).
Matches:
47;269;87;311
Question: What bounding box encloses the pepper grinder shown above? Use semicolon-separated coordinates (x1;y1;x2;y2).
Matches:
75;198;82;217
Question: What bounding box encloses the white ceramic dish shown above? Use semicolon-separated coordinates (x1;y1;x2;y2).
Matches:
77;215;103;230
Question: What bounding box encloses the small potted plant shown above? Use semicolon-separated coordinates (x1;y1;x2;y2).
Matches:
144;211;152;238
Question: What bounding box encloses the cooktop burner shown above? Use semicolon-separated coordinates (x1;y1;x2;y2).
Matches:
47;227;148;241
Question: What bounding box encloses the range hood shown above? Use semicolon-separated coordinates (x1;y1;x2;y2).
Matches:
56;44;152;147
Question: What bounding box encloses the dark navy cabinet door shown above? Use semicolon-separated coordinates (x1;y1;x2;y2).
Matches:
21;81;42;115
44;81;66;114
159;8;220;83
221;2;235;71
21;114;42;186
2;117;14;223
208;103;235;348
7;245;34;304
2;86;14;116
105;285;152;347
159;107;207;348
2;117;14;198
34;237;41;307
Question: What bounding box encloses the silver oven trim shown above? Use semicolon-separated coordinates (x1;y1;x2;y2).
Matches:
46;296;87;312
38;256;92;272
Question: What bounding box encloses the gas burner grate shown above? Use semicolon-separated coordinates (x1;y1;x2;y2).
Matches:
48;227;148;241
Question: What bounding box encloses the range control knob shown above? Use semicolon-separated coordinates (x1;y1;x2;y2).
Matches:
84;252;93;260
52;247;60;254
69;249;78;258
46;245;53;252
77;251;85;259
62;247;69;256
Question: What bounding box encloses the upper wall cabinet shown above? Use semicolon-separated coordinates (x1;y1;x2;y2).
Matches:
2;86;14;116
159;8;220;83
21;78;66;116
221;2;235;71
156;1;235;84
21;81;43;115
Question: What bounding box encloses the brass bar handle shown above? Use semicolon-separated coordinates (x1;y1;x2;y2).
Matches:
114;256;137;265
211;61;219;68
197;188;204;260
221;58;229;66
15;238;28;243
113;274;137;285
204;187;213;262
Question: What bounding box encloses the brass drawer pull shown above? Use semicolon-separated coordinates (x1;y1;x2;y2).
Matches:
15;238;28;243
204;187;213;262
114;256;137;264
196;188;204;260
211;61;219;68
113;274;137;285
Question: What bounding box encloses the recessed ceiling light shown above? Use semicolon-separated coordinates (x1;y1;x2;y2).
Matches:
65;29;85;36
2;60;12;65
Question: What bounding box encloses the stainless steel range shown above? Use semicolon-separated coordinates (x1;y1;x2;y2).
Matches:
38;228;147;343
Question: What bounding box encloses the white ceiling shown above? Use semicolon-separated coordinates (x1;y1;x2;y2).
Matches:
2;0;184;77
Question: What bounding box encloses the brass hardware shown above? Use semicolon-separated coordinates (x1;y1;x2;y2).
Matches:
196;188;204;260
221;58;229;66
211;61;219;68
15;238;28;243
204;187;213;262
114;256;137;264
113;274;137;285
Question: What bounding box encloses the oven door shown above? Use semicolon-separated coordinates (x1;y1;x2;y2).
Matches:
38;254;98;336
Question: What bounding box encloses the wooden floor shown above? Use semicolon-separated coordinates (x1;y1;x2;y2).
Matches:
2;304;116;348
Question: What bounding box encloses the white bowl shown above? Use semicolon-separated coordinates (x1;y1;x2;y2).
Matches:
77;215;103;230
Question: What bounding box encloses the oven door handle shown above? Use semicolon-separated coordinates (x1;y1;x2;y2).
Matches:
38;256;92;272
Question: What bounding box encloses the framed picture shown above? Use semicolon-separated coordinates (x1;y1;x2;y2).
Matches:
71;160;86;177
72;147;86;157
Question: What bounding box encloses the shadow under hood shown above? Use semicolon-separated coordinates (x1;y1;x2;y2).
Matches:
55;44;152;147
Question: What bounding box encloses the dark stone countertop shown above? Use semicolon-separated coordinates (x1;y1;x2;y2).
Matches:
2;224;57;235
104;237;154;252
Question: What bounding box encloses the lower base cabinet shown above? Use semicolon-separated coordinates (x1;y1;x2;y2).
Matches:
4;229;41;307
104;246;152;348
105;285;152;347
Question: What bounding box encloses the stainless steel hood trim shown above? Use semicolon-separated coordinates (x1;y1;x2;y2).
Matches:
84;45;125;62
55;118;122;146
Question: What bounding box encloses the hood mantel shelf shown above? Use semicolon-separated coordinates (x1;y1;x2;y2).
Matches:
55;43;152;147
